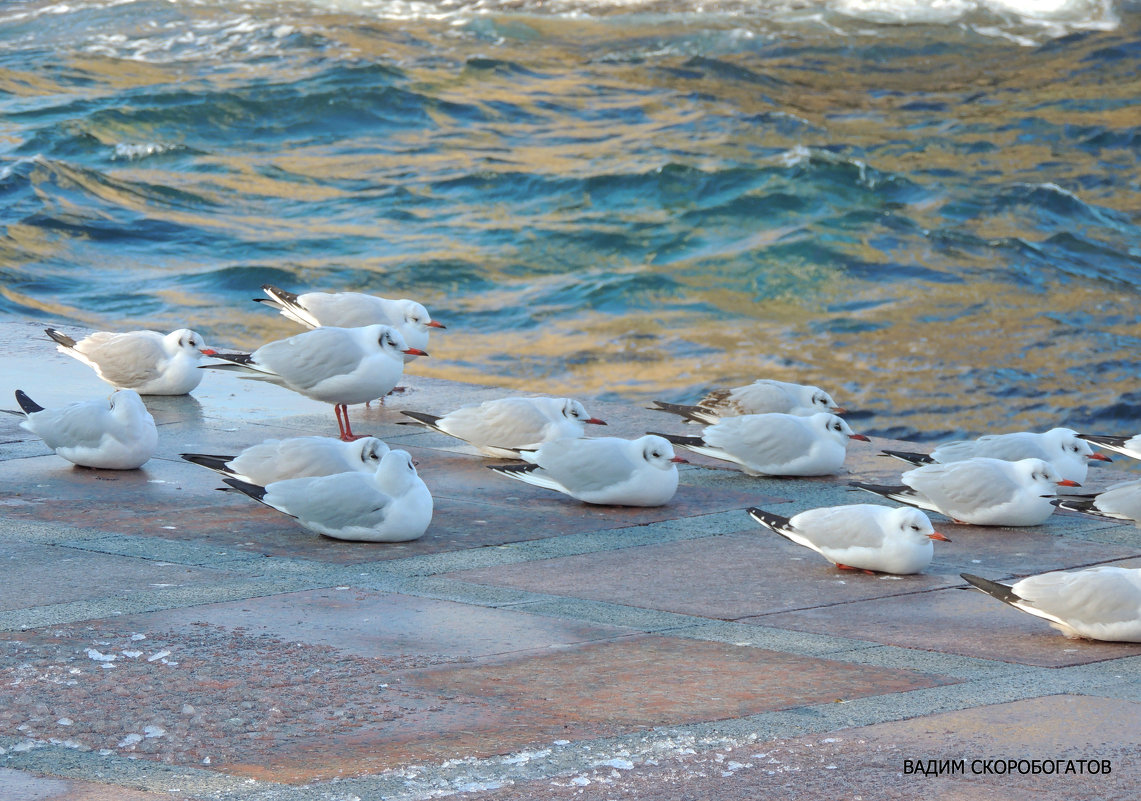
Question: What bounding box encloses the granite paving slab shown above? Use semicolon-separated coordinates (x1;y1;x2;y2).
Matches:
457;695;1137;801
750;562;1141;667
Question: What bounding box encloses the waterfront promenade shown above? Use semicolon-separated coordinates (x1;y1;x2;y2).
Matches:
1;319;1139;800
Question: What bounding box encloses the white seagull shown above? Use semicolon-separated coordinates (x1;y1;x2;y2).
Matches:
222;449;432;542
181;436;389;485
488;435;686;506
962;568;1141;642
401;396;606;458
650;379;844;425
653;412;869;477
1079;432;1141;462
46;327;216;395
11;388;157;469
1055;480;1141;527
851;457;1080;526
881;427;1110;484
748;504;950;574
201;325;424;441
255;284;444;360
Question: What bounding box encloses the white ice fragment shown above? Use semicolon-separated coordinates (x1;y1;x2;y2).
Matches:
826;764;838;769
147;650;171;662
822;738;839;743
117;733;143;748
101;663;115;670
202;756;212;765
130;634;146;641
122;651;143;659
12;741;36;753
144;725;166;738
553;739;570;746
596;758;633;770
86;649;116;662
161;526;177;530
57;718;73;726
147;480;167;484
570;776;590;786
182;704;195;715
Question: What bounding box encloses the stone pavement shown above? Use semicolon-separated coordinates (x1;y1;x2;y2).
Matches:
1;319;1139;800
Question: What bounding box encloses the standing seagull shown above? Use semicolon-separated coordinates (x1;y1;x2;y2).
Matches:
181;436;389;485
255;284;444;360
961;568;1141;642
1079;432;1141;462
401;396;606;458
852;457;1079;526
653;412;868;477
748;504;949;574
222;449;433;542
11;388;157;469
881;427;1110;484
488;435;686;506
201;325;424;441
46;327;216;395
650;379;843;425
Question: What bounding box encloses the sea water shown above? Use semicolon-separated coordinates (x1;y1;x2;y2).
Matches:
1;0;1139;441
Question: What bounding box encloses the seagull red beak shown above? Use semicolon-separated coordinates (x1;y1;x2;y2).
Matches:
585;417;607;426
1089;453;1112;462
1056;479;1081;487
849;434;871;442
670;456;689;463
404;347;429;357
199;348;218;356
831;406;848;414
427;321;446;329
928;531;951;542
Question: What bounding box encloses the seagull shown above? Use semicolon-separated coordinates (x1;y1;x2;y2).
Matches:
851;457;1079;526
400;396;606;458
1054;480;1141;527
221;449;433;542
200;325;424;441
45;327;216;395
255;284;444;360
10;388;157;469
487;435;686;506
181;436;389;485
1078;433;1141;462
748;504;950;574
961;568;1141;642
881;427;1110;484
650;379;843;425
653;412;869;476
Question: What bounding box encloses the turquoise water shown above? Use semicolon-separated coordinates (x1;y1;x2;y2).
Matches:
2;0;1139;441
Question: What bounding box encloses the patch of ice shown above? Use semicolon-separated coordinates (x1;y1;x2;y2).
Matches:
570;776;590;786
595;758;633;770
118;733;144;748
130;633;146;641
85;649;116;662
144;725;166;738
57;718;73;726
122;650;143;659
147;650;171;662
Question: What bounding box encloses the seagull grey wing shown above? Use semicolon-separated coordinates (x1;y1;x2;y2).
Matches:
255;329;365;390
966;434;1048;463
27;403;114;450
705;415;807;466
1093;481;1141;521
303;293;394;328
537;439;638;494
1017;568;1141;627
724;381;792;414
228;438;353;483
444;400;553;448
903;461;1019;511
265;473;393;531
791;506;889;550
80;334;167;387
